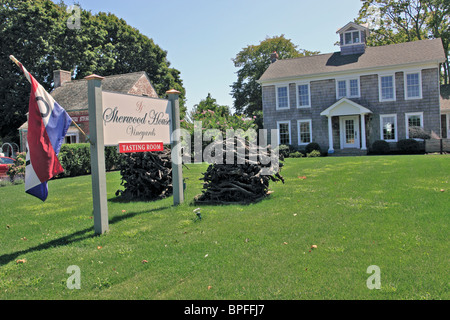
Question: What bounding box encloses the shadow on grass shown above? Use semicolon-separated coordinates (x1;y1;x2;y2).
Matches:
0;205;170;266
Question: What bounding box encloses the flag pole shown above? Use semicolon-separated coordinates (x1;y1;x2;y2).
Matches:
9;55;91;143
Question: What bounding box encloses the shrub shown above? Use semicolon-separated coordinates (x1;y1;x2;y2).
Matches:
397;139;421;154
371;140;390;154
306;150;321;158
278;144;295;159
289;151;304;158
305;142;321;154
58;144;121;178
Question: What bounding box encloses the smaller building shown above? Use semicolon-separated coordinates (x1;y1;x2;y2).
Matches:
19;70;158;151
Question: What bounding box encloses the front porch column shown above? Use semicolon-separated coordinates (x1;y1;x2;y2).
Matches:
360;113;367;150
327;116;334;153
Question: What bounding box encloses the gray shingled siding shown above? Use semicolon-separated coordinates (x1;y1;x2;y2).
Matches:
262;67;441;152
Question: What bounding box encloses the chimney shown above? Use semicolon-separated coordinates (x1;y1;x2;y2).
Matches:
270;51;279;63
53;70;72;88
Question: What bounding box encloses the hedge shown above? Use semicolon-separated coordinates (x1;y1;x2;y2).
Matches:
57;143;122;178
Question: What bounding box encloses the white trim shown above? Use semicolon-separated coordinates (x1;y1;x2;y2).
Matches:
277;121;291;145
297;119;312;145
335;76;360;99
296;82;311;108
405;112;424;139
380;114;398;142
404;70;423;100
320;97;372;117
275;84;290;110
342;30;362;46
378;73;396;102
339;115;360;149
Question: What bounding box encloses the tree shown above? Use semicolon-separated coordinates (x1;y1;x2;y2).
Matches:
0;0;186;143
230;35;319;125
357;0;450;84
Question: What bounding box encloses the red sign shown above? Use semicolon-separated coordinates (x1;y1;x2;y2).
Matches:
119;142;164;153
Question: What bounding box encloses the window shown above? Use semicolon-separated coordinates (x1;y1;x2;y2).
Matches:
298;120;312;145
405;72;422;99
337;78;359;99
344;31;361;45
380;114;397;142
64;133;78;144
405;112;423;139
349;79;359;97
379;75;395;101
297;83;310;108
277;121;291;145
276;86;289;110
337;80;347;99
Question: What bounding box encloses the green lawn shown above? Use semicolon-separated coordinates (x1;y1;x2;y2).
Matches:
0;155;449;300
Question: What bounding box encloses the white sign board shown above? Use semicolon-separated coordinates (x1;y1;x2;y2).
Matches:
101;91;172;146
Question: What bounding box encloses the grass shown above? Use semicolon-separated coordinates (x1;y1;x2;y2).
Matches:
0;155;449;300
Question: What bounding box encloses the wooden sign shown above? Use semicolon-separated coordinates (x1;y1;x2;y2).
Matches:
119;142;164;153
101;91;172;147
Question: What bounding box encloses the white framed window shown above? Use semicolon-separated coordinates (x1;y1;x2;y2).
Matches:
64;132;79;144
297;119;312;145
336;78;360;99
277;121;291;145
379;74;396;101
344;30;361;45
380;114;398;142
405;71;422;100
297;83;311;108
276;85;289;110
337;80;347;99
405;112;424;139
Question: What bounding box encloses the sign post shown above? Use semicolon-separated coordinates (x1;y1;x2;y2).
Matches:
86;74;109;235
167;89;184;205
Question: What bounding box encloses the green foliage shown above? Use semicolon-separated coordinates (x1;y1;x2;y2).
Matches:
357;0;449;84
371;140;391;154
181;93;258;158
306;150;321;158
57;144;120;178
6;152;26;181
289;151;304;158
305;142;321;154
397;139;422;154
0;0;186;143
231;35;319;118
278;144;295;159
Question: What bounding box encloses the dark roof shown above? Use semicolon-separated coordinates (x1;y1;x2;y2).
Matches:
441;84;450;111
51;71;151;111
259;38;446;82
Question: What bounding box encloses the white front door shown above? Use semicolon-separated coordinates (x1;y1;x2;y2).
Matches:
340;116;360;149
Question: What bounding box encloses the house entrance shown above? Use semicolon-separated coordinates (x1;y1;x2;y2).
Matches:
340;115;360;148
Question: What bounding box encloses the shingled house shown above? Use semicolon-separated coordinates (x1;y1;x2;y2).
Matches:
19;70;158;151
259;22;447;155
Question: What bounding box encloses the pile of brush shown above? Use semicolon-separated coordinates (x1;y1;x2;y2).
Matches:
115;147;173;201
194;137;284;204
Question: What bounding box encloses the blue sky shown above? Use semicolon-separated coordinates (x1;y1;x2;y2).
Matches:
63;0;363;112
